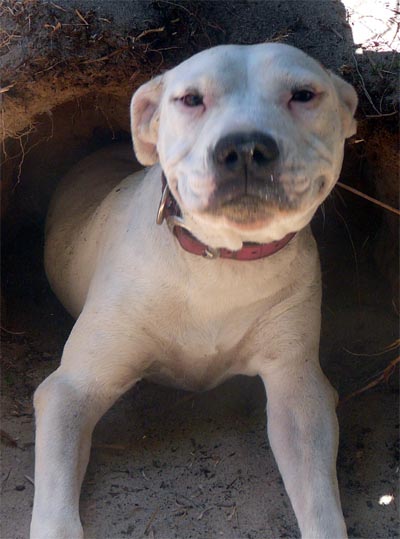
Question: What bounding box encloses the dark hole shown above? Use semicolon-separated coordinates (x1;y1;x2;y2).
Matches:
252;148;268;165
225;151;239;165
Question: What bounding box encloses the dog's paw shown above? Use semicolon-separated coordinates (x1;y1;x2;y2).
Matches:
30;518;84;539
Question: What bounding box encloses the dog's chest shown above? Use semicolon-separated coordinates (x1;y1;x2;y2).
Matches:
142;291;271;391
145;330;250;392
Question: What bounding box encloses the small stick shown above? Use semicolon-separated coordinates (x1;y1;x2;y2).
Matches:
352;52;382;116
50;2;67;12
92;442;128;450
144;508;159;536
0;325;25;335
80;48;128;65
197;507;212;520
75;9;89;26
24;475;35;486
336;182;400;216
344;339;400;358
134;27;165;41
365;110;398;118
340;356;400;405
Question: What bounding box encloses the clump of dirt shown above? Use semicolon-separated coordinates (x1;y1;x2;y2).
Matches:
1;3;248;273
0;0;222;140
1;0;226;226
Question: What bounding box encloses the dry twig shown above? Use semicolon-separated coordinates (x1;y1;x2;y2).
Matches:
75;9;89;26
143;507;159;536
134;27;165;42
24;475;35;486
336;182;400;216
344;339;400;358
0;325;25;335
80;47;129;65
340;356;400;405
352;52;382;116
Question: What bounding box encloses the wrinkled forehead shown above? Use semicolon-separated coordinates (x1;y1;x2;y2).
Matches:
164;43;329;95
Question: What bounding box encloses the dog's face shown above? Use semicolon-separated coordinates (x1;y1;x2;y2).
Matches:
131;43;357;249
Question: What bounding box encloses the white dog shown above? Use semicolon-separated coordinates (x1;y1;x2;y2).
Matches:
30;43;357;539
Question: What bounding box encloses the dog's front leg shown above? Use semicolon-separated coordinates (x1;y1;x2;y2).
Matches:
30;308;141;539
258;303;347;539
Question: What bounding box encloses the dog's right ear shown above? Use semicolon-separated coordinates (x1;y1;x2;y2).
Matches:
130;75;164;166
328;72;358;139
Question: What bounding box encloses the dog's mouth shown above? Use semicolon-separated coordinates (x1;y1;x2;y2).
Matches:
210;195;274;223
174;170;327;231
205;193;297;228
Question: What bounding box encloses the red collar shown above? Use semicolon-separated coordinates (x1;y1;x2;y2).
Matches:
157;174;296;260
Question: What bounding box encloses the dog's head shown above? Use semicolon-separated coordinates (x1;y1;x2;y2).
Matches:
131;43;357;250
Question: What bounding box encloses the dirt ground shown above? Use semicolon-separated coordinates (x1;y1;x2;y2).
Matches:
1;1;399;538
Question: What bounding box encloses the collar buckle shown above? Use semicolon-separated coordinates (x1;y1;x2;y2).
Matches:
156;182;193;235
203;246;220;259
156;183;170;225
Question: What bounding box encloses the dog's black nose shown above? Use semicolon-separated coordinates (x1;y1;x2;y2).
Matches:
213;131;279;181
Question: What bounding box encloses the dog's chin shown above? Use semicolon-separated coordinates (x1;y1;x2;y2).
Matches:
205;195;283;230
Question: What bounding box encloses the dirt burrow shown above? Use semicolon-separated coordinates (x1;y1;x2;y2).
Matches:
1;1;399;539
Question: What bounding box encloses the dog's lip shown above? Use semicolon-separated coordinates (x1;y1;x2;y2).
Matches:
220;216;274;231
201;194;280;228
210;193;287;212
219;193;282;208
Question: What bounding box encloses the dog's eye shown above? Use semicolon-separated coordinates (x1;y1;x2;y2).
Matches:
180;94;204;107
291;90;315;103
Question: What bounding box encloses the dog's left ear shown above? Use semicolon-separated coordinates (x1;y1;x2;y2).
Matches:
329;72;358;138
130;74;164;165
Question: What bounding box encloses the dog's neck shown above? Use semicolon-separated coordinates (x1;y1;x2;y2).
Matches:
157;173;295;260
